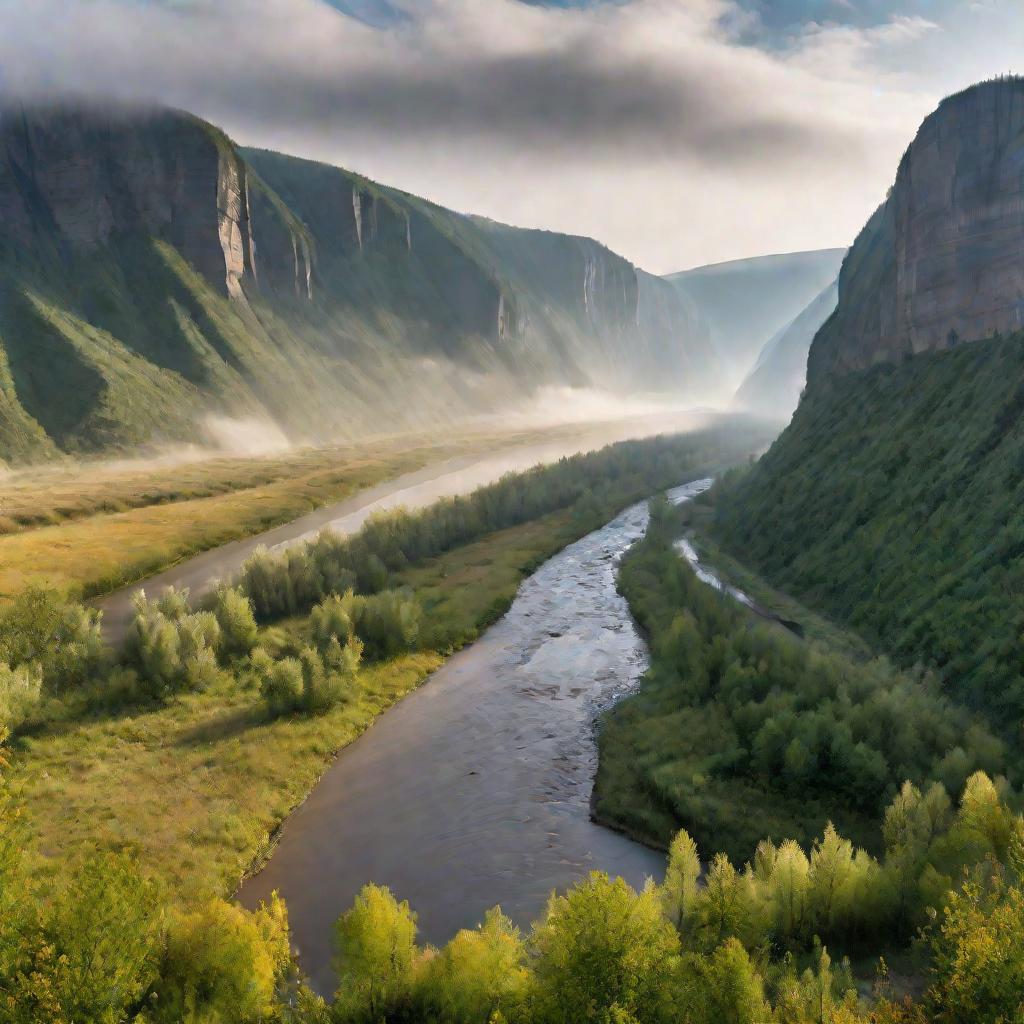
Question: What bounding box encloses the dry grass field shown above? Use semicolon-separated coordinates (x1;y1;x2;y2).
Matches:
0;423;595;601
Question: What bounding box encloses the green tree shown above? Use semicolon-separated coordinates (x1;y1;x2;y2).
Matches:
676;939;771;1024
530;872;680;1024
42;852;162;1022
925;868;1024;1024
333;884;419;1023
662;829;701;935
416;908;527;1023
154;894;291;1023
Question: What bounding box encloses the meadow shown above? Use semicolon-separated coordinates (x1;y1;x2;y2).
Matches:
0;421;613;601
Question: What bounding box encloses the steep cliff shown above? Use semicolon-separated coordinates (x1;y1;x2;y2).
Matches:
712;78;1024;724
0;103;718;463
809;78;1024;383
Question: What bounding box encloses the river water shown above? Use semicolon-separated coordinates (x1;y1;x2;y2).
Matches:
238;478;714;993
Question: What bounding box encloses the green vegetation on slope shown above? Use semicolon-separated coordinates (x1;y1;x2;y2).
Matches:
594;497;1006;861
0;104;718;462
713;331;1024;728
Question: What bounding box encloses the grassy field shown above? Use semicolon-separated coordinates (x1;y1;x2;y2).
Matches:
0;422;600;601
12;508;581;902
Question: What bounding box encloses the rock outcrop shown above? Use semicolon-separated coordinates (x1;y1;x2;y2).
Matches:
0;103;720;462
808;78;1024;384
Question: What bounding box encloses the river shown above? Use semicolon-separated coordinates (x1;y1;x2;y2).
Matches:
238;477;716;993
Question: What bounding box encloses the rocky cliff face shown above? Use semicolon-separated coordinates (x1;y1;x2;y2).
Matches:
0;106;248;295
0;103;719;462
809;78;1024;383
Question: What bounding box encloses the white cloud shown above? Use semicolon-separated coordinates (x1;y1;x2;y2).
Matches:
0;0;1021;271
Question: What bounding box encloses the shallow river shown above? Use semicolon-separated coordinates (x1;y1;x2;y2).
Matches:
238;478;713;993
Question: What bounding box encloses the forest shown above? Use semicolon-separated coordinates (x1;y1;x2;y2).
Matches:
595;496;1008;859
711;331;1024;724
2;422;1020;1021
3;721;1022;1022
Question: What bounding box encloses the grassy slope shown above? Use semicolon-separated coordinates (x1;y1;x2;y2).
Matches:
713;331;1024;724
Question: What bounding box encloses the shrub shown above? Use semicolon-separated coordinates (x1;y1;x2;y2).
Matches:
301;638;361;714
0;587;107;694
212;586;259;659
261;657;304;717
309;593;355;651
124;588;222;698
353;590;421;661
0;661;42;733
309;590;419;662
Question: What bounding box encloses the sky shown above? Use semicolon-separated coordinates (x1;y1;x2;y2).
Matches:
0;0;1021;272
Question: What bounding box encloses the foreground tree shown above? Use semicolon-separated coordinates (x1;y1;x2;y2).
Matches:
334;884;419;1023
530;872;680;1024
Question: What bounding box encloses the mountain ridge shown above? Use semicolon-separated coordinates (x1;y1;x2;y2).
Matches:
665;247;845;388
0;101;718;464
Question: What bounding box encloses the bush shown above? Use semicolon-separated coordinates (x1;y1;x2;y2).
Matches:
309;592;355;651
301;637;361;714
212;586;259;659
124;588;222;698
261;657;304;717
309;590;419;662
354;590;421;660
0;586;107;694
0;661;42;733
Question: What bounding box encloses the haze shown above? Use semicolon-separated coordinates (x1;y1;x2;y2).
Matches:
1;0;1020;273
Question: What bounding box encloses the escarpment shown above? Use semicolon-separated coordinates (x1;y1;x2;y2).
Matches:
0;102;720;462
809;78;1024;384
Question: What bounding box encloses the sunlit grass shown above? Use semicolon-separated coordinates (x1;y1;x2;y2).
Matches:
11;509;582;904
0;423;588;601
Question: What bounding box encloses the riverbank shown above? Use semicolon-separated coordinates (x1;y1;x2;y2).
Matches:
14;509;582;901
238;496;668;993
594;492;1006;862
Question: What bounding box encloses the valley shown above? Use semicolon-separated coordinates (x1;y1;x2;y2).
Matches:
4;48;1024;1024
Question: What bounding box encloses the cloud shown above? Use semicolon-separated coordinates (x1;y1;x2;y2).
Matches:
0;0;1021;271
